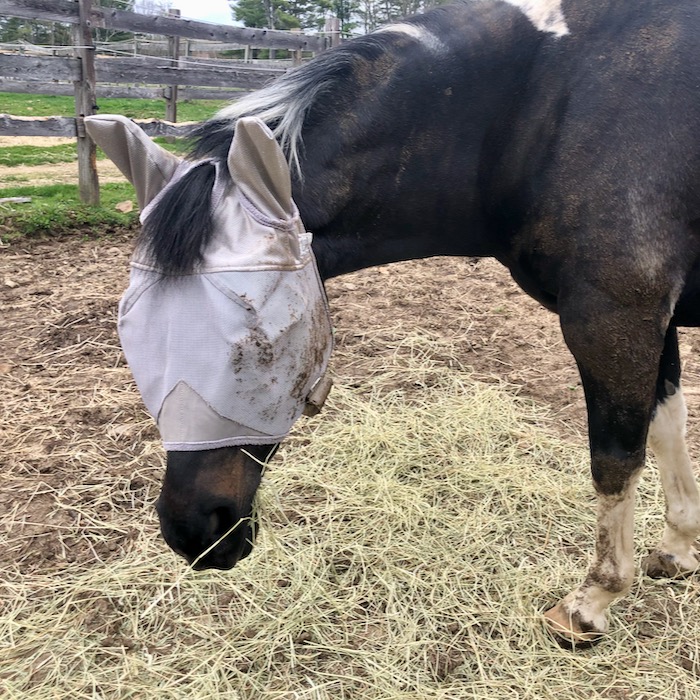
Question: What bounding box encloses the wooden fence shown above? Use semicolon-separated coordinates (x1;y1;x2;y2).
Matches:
0;0;339;203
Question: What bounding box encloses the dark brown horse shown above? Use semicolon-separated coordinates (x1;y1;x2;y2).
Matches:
97;0;700;645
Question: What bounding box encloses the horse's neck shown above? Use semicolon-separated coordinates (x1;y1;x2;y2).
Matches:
304;195;498;281
286;1;570;279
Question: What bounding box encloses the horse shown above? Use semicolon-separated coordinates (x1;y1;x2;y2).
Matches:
89;0;700;645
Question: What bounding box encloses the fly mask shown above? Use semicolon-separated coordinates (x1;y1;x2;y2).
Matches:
84;115;333;450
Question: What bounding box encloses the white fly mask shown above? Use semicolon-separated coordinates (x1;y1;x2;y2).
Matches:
85;114;333;451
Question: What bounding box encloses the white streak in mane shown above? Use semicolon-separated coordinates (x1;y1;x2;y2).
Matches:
502;0;569;36
216;74;322;177
374;23;446;54
214;23;446;177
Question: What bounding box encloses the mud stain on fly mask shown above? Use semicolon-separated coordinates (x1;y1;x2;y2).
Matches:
290;296;332;408
249;327;274;366
229;327;275;370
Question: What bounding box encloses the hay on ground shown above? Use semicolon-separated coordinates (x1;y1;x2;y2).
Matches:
2;334;699;699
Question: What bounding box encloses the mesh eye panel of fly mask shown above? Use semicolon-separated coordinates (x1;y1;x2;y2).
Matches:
84;115;334;450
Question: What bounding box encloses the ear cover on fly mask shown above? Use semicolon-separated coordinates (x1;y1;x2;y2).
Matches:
92;115;334;451
228;117;293;220
83;114;183;209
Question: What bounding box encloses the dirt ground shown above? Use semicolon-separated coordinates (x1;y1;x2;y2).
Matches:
3;226;700;573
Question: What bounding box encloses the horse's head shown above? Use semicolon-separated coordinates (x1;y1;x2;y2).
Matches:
85;115;333;569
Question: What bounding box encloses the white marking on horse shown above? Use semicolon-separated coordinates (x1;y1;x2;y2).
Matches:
648;388;700;572
374;23;446;53
502;0;569;36
545;476;639;641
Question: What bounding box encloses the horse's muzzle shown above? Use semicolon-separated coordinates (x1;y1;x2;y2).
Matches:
155;445;273;570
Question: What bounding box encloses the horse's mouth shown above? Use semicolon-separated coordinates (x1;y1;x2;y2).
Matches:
156;445;269;571
158;508;258;571
184;521;257;571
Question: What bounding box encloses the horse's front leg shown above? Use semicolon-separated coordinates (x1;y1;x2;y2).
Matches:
644;327;700;577
544;472;641;644
544;289;670;644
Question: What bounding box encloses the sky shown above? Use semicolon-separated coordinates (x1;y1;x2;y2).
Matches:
170;0;235;25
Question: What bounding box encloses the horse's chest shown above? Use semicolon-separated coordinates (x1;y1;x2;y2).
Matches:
506;260;560;312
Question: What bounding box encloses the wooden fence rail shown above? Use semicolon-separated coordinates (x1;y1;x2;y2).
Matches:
0;39;307;57
0;0;337;204
0;114;192;138
0;0;329;52
0;54;286;89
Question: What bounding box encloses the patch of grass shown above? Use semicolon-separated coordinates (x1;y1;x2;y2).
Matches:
0;92;229;122
0;183;138;240
152;136;192;156
0;174;30;183
0;143;78;167
0;138;190;168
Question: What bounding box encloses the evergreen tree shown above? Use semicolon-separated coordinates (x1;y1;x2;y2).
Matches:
232;0;321;31
0;17;71;44
233;0;273;28
287;0;334;31
331;0;359;34
95;0;136;42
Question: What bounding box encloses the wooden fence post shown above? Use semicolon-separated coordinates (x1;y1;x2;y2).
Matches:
72;0;99;206
290;28;302;66
165;8;181;123
324;17;341;48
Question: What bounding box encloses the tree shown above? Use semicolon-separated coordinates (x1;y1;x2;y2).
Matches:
331;0;359;34
229;0;448;36
95;0;136;42
231;0;332;31
287;0;334;31
0;17;71;45
355;0;449;33
232;0;272;28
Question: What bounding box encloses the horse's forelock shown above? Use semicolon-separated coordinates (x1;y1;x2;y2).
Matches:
140;161;218;276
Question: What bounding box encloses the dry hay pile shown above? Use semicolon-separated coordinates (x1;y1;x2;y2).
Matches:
1;246;700;699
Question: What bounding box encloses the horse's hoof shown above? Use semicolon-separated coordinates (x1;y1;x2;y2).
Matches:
642;548;700;579
543;602;606;649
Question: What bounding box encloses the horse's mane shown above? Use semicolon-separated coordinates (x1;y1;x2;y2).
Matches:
140;19;433;275
188;33;394;173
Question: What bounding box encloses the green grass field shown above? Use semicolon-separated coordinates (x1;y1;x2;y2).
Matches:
0;92;229;122
0;137;191;168
0;93;228;239
0;183;138;239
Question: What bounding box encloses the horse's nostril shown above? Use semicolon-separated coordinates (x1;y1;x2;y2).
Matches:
187;507;257;569
209;505;237;539
208;509;221;536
